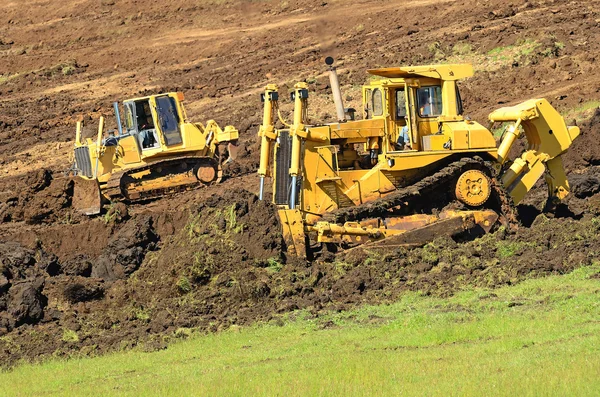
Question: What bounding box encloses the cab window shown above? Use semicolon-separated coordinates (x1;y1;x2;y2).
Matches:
456;85;464;115
135;100;160;150
372;88;383;116
364;89;373;119
417;86;442;117
395;89;406;120
135;100;155;130
123;103;135;132
156;96;182;146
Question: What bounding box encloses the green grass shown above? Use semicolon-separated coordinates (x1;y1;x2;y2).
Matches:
0;73;20;85
2;265;600;396
562;100;600;123
437;38;542;72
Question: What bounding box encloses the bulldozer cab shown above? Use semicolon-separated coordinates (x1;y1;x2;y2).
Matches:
362;84;412;151
122;93;185;153
363;64;473;153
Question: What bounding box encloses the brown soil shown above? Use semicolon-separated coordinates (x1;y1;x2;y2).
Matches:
1;188;599;367
0;0;600;366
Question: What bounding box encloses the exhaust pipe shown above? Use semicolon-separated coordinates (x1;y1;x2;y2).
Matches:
325;56;346;122
75;120;83;145
113;102;123;136
94;116;104;179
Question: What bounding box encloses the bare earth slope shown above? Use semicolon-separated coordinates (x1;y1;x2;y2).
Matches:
0;0;599;365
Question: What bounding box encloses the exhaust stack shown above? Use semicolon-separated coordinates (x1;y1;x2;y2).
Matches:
113;102;123;136
325;57;346;122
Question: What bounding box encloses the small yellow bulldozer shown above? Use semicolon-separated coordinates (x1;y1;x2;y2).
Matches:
72;91;239;215
257;58;579;258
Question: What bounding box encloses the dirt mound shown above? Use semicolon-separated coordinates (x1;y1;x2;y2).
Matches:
0;169;78;225
563;109;600;172
338;213;599;298
1;188;599;366
0;242;55;335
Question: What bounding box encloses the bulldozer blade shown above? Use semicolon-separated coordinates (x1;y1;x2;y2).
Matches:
224;142;240;164
278;208;307;259
364;210;498;250
72;177;102;215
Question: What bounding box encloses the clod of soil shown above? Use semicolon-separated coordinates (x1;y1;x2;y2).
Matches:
91;216;158;281
0;242;54;334
63;278;105;303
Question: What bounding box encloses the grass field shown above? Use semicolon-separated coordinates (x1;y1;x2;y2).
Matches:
2;264;600;396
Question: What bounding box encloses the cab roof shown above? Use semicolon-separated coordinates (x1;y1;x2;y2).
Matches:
124;92;180;103
367;64;474;81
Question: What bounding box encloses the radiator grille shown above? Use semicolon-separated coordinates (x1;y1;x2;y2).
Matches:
74;146;93;178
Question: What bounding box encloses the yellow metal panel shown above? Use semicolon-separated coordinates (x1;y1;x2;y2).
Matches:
544;155;570;202
277;209;306;258
422;134;449;151
329;118;385;140
118;135;141;165
505;157;546;204
468;129;496;149
441;80;458;117
181;123;206;150
489;98;579;158
304;125;330;142
216;125;239;143
417;120;434;136
452;130;469;149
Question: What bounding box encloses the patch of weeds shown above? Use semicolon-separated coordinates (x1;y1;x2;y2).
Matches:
450;38;540;70
452;43;473;56
61;329;79;343
62;65;76;76
334;261;353;277
102;203;121;224
540;41;565;58
174;328;193;339
364;257;378;266
135;308;151;322
420;245;439;264
177;276;192;294
102;204;116;224
62;212;73;225
224;203;244;233
0;73;20;85
42;60;80;78
496;241;523;258
225;204;237;228
190;254;213;285
186;213;203;239
266;257;284;273
561;101;600;123
427;41;445;61
226;278;239;288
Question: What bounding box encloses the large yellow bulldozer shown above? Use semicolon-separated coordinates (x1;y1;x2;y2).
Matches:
257;59;580;258
72;91;239;215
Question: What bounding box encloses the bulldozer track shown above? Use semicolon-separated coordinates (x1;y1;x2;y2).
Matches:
103;156;222;203
323;156;519;230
